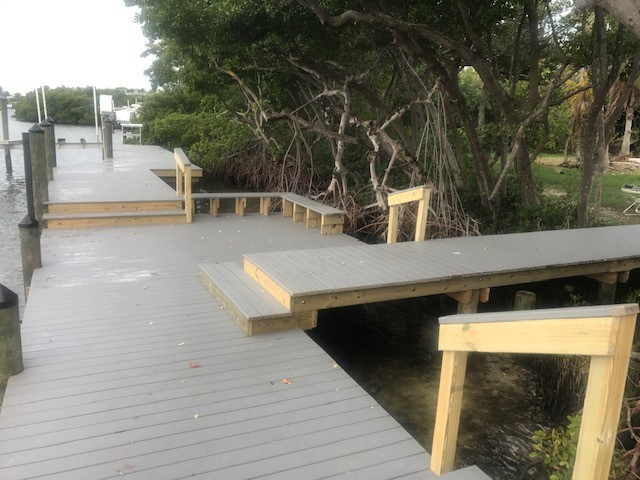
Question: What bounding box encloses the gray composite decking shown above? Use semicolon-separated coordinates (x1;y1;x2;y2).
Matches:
241;225;640;311
0;144;491;479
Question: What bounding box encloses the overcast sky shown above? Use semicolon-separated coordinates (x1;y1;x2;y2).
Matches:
1;0;154;95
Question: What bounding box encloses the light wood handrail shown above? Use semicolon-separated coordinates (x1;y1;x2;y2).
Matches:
386;185;432;243
430;303;639;479
174;148;192;223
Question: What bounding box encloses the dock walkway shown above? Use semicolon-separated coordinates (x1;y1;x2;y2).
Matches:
0;145;487;479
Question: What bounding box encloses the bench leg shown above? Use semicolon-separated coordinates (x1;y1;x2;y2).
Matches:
210;198;220;217
320;214;344;235
260;197;271;216
235;198;246;217
282;199;293;217
306;209;321;228
292;204;305;222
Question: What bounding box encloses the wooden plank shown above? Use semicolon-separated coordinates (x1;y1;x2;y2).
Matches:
388;186;429;206
210;198;220;216
415;187;431;242
282;199;293;217
387;204;400;244
438;317;619;355
46;200;183;213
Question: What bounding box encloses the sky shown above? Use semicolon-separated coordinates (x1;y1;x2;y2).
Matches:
0;0;154;95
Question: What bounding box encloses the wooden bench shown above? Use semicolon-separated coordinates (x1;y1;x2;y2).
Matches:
190;192;345;235
281;193;345;235
191;192;276;217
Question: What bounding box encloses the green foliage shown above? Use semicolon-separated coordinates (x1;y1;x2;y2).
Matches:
530;415;581;480
13;87;144;125
145;111;252;170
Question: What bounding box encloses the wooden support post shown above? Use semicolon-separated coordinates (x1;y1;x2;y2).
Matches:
430;350;469;475
282;199;293;217
414;187;431;241
457;289;480;314
514;290;536;311
573;313;636;480
184;164;192;223
45;117;56;167
29;124;48;223
1;97;10;174
0;284;23;381
102;118;113;159
40;119;55;181
260;197;271;216
210;198;220;217
306;209;321;228
387;204;399;243
320;214;344;235
176;167;183;196
292;203;305;222
235;197;246;217
18;214;41;299
597;281;617;304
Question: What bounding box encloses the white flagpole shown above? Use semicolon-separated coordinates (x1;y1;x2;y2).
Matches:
41;86;48;118
34;88;42;123
93;86;99;143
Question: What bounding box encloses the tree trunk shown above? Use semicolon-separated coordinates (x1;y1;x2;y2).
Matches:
592;110;607;223
514;139;540;206
620;101;634;158
574;0;640;40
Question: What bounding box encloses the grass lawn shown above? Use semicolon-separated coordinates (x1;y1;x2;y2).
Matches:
534;154;640;224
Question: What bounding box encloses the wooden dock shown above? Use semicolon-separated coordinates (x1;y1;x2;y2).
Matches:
0;145;488;479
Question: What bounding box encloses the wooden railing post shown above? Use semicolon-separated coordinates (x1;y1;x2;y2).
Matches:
432;304;639;479
386;185;431;243
29;123;48;223
174;148;192;223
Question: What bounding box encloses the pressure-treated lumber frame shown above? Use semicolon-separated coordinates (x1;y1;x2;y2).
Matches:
387;185;432;243
174;148;193;223
430;304;639;479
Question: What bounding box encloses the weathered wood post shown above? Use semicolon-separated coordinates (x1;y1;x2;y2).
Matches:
514;290;536;311
19;132;42;298
0;284;23;380
102;118;113;159
29;123;48;223
0;96;10;174
40;118;55;181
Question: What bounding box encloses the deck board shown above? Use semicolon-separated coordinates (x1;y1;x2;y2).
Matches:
0;144;435;479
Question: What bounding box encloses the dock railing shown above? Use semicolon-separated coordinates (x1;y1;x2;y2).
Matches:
430;303;639;480
386;185;432;243
174;148;193;223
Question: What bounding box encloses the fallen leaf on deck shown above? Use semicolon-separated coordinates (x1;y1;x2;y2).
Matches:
333;363;339;368
281;378;292;385
189;362;200;368
149;321;154;326
178;341;185;347
117;471;123;477
193;413;199;419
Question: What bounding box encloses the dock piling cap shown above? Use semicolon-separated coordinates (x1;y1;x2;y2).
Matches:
0;284;18;309
29;123;44;134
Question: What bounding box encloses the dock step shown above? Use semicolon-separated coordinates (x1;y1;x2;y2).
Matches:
45;199;183;214
43;209;187;228
199;262;317;336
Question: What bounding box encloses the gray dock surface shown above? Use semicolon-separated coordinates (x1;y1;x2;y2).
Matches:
0;145;452;479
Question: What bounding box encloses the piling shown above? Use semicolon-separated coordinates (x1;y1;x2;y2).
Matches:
28;124;48;223
1;97;10;174
514;290;536;311
40;119;55;181
20;132;42;298
19;216;41;299
0;284;23;380
103;118;113;159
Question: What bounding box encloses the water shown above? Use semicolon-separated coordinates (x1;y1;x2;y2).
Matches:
0;111;104;308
